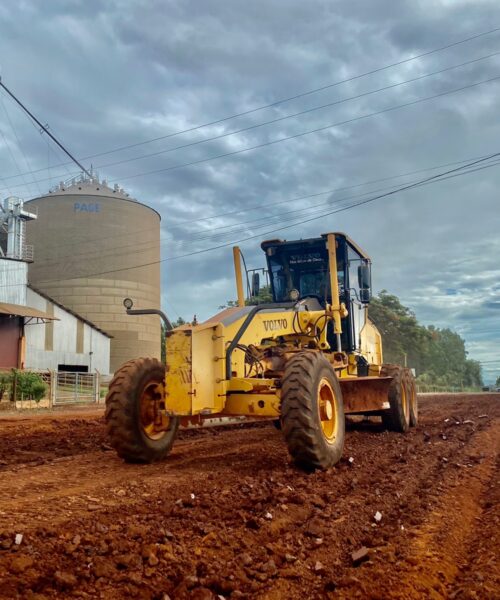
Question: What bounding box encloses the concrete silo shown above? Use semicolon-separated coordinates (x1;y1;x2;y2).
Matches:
26;176;161;372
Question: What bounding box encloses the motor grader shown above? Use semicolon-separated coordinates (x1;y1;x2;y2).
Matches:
105;232;417;471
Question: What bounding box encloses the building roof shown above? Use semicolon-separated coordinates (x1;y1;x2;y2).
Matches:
28;285;113;338
0;301;58;321
27;176;161;220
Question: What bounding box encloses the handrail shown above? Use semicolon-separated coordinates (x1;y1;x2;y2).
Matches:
126;308;173;331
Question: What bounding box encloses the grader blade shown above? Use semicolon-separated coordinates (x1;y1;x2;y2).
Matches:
340;376;392;414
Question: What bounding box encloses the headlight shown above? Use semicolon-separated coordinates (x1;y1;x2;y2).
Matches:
289;288;300;302
123;297;134;309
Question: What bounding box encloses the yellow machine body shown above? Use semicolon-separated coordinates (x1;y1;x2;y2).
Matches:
164;232;388;421
106;230;417;470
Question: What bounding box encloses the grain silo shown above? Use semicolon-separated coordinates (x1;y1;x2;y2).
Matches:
25;175;161;372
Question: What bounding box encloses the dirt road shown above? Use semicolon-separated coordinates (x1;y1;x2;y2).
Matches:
0;394;498;599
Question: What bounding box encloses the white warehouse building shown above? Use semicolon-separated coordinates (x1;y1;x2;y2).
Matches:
0;197;111;373
25;286;111;373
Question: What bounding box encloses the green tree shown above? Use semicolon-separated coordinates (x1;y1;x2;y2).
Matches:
369;290;430;372
369;291;483;389
496;375;500;387
247;284;273;305
220;284;273;309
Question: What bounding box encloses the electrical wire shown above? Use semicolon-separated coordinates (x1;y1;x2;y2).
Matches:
0;123;37;199
10;151;497;287
110;76;500;184
77;52;500;174
35;178;423;268
0;94;42;196
2;73;499;194
2;25;499;184
29;154;500;271
31;149;498;257
0;150;497;290
10;172;409;268
6;154;498;288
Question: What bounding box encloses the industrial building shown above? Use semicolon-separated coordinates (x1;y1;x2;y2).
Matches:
0;197;110;372
26;176;161;372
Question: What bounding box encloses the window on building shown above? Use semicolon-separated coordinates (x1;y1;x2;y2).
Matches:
58;364;89;373
76;320;84;354
44;302;54;351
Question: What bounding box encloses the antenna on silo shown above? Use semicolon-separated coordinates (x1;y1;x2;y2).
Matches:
0;77;92;179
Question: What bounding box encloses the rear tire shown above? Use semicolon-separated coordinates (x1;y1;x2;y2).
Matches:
405;368;418;426
105;358;179;463
381;365;410;432
281;352;345;471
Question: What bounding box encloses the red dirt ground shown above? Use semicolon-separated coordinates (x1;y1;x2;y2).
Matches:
0;393;498;599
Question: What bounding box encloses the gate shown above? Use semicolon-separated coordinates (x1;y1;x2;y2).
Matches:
54;371;98;405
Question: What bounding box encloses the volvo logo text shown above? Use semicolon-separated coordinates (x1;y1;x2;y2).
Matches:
263;318;288;331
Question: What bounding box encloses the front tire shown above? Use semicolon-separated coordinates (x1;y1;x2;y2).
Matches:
281;352;345;471
105;358;179;463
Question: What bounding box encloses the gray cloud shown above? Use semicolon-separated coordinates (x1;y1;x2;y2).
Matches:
0;0;499;381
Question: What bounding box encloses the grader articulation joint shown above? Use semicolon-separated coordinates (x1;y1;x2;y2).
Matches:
105;232;417;471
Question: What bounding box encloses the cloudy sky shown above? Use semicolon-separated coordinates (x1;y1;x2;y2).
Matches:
0;0;499;382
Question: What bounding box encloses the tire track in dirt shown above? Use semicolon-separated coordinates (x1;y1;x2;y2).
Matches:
0;394;497;599
348;417;499;599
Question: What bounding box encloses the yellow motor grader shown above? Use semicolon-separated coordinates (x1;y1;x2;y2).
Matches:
106;232;417;471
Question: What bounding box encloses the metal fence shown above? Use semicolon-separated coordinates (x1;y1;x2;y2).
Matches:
416;384;482;394
0;369;102;411
53;371;98;405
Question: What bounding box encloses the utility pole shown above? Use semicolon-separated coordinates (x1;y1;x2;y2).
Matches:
0;78;92;178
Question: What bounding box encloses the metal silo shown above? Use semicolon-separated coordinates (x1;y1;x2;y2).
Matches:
26;175;161;372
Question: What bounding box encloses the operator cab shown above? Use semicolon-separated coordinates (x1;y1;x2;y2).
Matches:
261;233;372;352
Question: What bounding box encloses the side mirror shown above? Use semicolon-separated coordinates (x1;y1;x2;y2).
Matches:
358;263;372;304
251;272;260;297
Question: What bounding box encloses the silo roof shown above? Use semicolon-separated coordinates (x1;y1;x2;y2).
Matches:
27;178;161;220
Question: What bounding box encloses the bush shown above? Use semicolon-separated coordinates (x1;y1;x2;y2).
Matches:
12;371;48;403
0;372;11;401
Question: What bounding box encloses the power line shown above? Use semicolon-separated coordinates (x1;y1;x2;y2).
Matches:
2;26;500;187
0;155;495;291
34;150;497;256
0;94;42;196
0;155;497;291
170;152;497;226
17;151;500;285
2;73;499;194
35;179;415;268
114;76;500;184
86;52;500;173
29;155;500;269
0;79;91;178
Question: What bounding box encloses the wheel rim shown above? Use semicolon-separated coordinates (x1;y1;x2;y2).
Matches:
410;382;417;416
139;381;170;440
317;377;339;442
401;381;409;421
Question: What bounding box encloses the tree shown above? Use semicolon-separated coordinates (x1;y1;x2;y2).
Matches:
369;290;483;389
220;284;273;309
247;284;273;305
369;290;430;372
496;375;500;387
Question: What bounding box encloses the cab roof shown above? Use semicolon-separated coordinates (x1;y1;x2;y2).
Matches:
260;232;371;261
